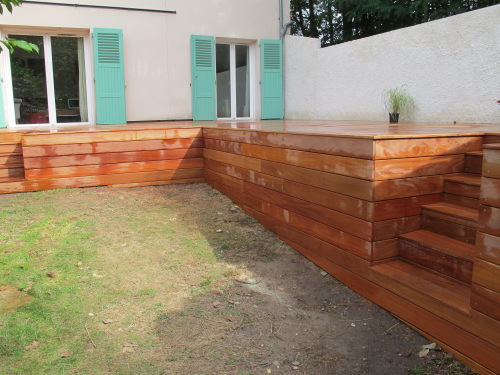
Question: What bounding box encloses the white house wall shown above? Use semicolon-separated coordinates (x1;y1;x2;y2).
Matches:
0;0;290;122
284;5;500;124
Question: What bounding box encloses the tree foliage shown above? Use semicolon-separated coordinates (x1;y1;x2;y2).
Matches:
0;0;39;53
291;0;500;46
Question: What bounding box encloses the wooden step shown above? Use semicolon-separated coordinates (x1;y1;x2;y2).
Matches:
443;193;479;210
422;215;477;244
399;230;475;284
464;150;483;175
444;174;481;200
444;173;481;186
371;260;471;314
422;202;478;225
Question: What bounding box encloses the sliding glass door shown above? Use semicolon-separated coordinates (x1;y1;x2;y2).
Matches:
216;43;251;120
9;34;88;125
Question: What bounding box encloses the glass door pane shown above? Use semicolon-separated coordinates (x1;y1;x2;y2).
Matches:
216;44;231;118
235;45;250;118
51;36;88;123
10;35;48;124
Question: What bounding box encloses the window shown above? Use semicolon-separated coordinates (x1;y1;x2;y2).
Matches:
5;32;91;125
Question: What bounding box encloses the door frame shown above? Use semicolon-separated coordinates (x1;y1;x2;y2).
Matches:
0;26;95;127
215;38;256;121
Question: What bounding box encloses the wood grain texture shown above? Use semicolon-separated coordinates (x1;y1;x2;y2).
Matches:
464;153;483;175
374;155;464;180
107;177;204;189
444;180;481;199
372;194;443;221
205;138;374;179
372;215;421;241
0;167;24;179
374;137;482;159
24;148;203;169
22;128;203;146
482;149;500;179
261;160;373;200
480;177;500;207
422;216;477;245
0;168;204;194
204;128;375;159
478;205;500;236
0;144;22;155
204;149;262;172
23;137;203;158
0;155;24;168
25;158;204;180
471;284;500;321
0;133;22;144
373;175;444;201
472;259;500;293
443;193;479;210
372;239;399;261
476;232;500;265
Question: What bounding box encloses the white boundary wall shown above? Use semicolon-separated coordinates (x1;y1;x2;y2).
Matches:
284;5;500;124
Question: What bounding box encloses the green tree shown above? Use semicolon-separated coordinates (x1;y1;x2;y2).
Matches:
291;0;500;46
0;0;39;53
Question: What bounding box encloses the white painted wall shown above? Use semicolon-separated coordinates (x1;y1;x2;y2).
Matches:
284;5;500;124
0;0;290;124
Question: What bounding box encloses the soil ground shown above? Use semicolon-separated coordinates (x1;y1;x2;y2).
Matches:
0;183;476;375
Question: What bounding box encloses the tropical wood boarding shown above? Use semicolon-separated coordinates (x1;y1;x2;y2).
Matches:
1;120;499;374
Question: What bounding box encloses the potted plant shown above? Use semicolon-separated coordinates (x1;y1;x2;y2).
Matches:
383;85;414;123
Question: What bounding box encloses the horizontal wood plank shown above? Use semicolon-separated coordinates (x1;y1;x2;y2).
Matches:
480;177;500;207
373;175;444;201
374;137;482;159
0;168;204;194
374;155;464;180
372;238;399;261
372;215;421;241
0;155;24;168
0;133;22;144
471;284;500;321
23;137;203;158
0;144;22;155
372;194;443;221
476;232;500;265
482;149;500;179
22;128;203;146
24;148;203;169
204;149;262;172
205;138;374;180
478;205;500;236
0;167;24;179
107;177;204;189
472;259;500;293
204;128;375;159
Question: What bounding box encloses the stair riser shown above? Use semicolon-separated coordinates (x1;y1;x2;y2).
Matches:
443;193;479;210
399;240;473;284
444;181;480;199
464;154;483;175
422;216;477;245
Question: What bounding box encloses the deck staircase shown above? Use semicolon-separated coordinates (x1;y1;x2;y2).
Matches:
372;151;483;315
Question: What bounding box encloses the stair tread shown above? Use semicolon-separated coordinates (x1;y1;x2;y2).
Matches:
422;202;478;222
400;229;475;261
372;260;471;314
444;174;481;186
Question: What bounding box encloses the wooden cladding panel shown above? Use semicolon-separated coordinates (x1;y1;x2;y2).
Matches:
480;177;500;207
22;138;203;158
374;137;483;159
478;206;500;237
0;133;23;144
0;143;22;156
476;232;500;265
374;155;464;180
373;175;444;201
0;155;24;169
203;128;375;159
472;259;500;294
22;128;203;146
482;149;500;179
0;168;204;194
471;284;500;321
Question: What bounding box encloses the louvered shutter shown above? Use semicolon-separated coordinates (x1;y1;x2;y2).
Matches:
93;28;126;125
260;40;283;120
191;35;216;121
0;78;5;128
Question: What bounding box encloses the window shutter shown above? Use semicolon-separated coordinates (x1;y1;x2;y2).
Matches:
93;28;126;125
191;35;216;121
260;40;283;120
0;78;6;128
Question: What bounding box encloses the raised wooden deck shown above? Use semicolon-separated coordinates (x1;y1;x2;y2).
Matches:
1;120;499;374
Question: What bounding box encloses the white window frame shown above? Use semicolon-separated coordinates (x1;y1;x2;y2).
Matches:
215;38;256;121
0;27;95;127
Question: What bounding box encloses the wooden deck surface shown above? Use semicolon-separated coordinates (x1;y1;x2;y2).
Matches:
1;119;500;374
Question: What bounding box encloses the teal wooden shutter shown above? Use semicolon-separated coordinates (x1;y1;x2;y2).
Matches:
93;28;126;125
260;40;283;120
191;35;216;121
0;78;5;128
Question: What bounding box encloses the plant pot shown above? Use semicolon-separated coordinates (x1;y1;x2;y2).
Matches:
389;113;399;123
